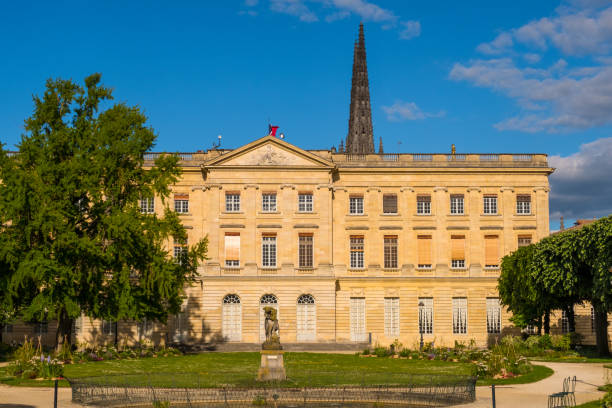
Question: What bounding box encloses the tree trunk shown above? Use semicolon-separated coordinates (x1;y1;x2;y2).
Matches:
55;309;73;351
537;316;542;335
0;323;3;344
594;306;610;357
566;305;576;333
114;321;118;347
544;310;550;334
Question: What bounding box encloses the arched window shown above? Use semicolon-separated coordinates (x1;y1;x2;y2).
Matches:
259;294;278;342
297;294;316;342
222;294;241;342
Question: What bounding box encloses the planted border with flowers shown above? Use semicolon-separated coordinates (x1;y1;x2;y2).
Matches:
5;337;182;381
359;338;532;379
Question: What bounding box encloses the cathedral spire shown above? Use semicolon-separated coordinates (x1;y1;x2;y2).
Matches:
346;23;374;154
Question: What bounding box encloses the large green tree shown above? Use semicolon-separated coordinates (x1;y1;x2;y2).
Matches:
501;215;611;356
532;217;611;355
0;74;207;347
499;245;551;333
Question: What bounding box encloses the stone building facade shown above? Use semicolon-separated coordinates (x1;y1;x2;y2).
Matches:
7;23;603;349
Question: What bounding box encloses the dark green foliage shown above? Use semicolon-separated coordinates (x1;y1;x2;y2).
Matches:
499;245;553;331
0;74;208;347
500;215;611;356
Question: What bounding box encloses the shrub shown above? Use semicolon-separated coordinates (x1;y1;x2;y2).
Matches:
539;334;553;350
524;335;542;352
362;348;370;356
550;334;571;351
374;346;389;358
398;348;411;358
7;338;64;379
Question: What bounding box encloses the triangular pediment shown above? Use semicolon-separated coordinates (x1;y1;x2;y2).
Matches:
204;136;335;169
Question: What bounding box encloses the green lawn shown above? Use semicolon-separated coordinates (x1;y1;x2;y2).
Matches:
0;352;553;388
574;399;603;408
529;347;612;363
476;364;553;386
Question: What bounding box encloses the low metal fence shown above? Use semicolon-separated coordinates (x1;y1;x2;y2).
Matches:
67;372;476;407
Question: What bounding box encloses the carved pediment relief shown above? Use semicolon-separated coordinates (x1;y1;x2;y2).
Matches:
204;136;335;169
224;144;314;166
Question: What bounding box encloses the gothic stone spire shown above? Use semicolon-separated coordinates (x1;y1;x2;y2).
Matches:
346;23;374;154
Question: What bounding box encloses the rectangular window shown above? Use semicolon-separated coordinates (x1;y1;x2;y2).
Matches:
174;237;188;264
383;194;398;214
298;234;314;268
262;235;277;268
2;324;13;334
451;260;465;269
262;193;277;212
225;193;241;212
453;298;468;334
451;235;466;269
383;235;398;269
484;235;500;268
225;233;240;268
140;197;155;214
486;298;501;334
525;325;536;335
384;297;400;337
417;235;432;268
483;195;498;214
561;310;569;333
102;320;116;336
138;318;152;338
349;196;364;214
516;195;531;214
349;235;364;269
450;194;464;215
518;235;532;248
298;193;313;212
418;298;433;334
174;194;189;214
591;306;595;332
417;195;431;215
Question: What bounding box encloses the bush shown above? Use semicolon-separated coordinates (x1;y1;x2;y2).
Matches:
7;338;64;379
374;346;390;358
550;334;571;351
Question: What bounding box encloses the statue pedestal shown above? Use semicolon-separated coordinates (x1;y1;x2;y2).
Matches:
257;350;286;381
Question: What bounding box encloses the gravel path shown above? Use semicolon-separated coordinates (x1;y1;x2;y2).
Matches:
456;362;607;408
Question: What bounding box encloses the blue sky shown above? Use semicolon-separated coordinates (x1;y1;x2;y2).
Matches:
1;0;611;229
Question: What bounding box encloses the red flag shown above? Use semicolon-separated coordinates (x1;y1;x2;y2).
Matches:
268;125;279;137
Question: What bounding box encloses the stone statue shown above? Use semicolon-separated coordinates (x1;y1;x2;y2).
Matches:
262;306;281;350
258;306;285;380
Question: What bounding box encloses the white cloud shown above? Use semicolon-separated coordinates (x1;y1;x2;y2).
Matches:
476;32;513;55
382;101;445;121
476;5;612;57
399;20;421;40
262;0;420;39
523;53;542;63
451;2;612;133
451;56;612;132
549;137;612;219
325;10;350;22
327;0;397;23
270;0;319;22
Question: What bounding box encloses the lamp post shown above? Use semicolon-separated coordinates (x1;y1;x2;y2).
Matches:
418;301;424;351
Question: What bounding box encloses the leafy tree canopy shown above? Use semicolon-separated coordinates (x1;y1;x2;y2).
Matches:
0;74;208;346
500;215;611;355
